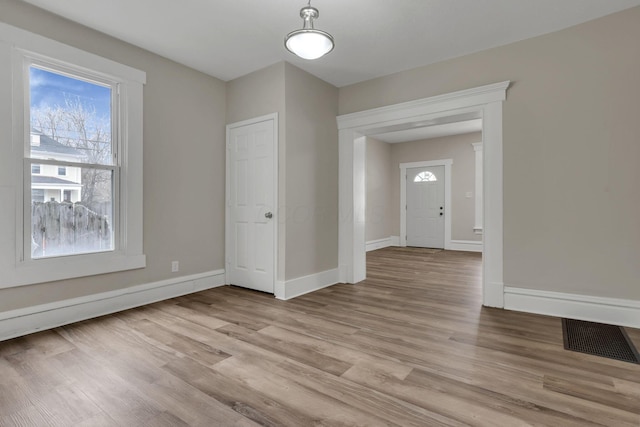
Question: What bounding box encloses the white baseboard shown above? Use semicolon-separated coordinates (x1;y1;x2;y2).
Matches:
0;270;226;342
366;236;400;252
448;239;483;252
275;268;339;300
366;237;391;252
504;286;640;329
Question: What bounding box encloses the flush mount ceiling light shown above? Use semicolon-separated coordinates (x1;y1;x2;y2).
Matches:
285;2;334;60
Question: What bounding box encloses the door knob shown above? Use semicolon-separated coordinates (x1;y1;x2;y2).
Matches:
265;212;273;219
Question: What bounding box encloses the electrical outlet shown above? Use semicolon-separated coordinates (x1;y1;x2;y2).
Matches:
171;261;179;272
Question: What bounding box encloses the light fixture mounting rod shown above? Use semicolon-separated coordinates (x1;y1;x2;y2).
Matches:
301;6;319;29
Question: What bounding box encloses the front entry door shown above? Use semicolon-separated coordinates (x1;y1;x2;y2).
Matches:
406;166;445;248
226;116;276;293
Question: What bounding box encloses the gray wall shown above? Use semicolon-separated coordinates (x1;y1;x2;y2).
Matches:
227;62;339;282
226;62;287;280
390;132;482;242
365;137;392;242
340;7;640;300
284;63;339;280
0;1;227;311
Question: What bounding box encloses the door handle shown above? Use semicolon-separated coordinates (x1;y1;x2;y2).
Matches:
265;212;273;219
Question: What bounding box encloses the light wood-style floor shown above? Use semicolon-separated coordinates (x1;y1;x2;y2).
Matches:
1;247;639;426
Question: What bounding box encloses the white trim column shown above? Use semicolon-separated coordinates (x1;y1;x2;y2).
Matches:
481;102;504;307
338;129;366;283
472;142;483;235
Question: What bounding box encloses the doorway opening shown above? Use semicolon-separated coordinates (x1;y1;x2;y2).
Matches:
337;81;509;307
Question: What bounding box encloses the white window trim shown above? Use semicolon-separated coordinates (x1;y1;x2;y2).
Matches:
0;23;146;288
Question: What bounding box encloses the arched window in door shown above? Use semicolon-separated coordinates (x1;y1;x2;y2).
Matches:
414;171;437;182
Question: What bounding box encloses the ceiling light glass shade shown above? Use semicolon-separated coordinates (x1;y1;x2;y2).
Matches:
285;5;334;60
285;30;334;60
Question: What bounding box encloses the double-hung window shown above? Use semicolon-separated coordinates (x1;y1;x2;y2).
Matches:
0;23;146;287
27;64;116;259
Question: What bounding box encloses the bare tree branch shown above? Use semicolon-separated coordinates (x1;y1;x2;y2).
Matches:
31;95;112;208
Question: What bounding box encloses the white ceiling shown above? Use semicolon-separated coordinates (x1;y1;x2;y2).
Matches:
22;0;640;87
373;119;482;144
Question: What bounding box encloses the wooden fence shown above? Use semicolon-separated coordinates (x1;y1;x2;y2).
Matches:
31;201;111;257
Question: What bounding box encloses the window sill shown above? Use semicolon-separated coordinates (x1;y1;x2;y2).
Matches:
0;252;146;288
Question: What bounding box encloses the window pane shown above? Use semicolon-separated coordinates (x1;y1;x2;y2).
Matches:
29;66;112;165
31;167;114;258
414;171;437;182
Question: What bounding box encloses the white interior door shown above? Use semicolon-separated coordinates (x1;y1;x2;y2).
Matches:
226;116;276;293
406;166;445;248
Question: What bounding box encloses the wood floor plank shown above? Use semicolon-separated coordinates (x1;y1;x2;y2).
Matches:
0;331;75;362
216;323;353;376
614;378;640;398
404;367;602;427
257;325;411;375
152;301;230;330
178;301;269;331
162;356;316;427
543;375;640;415
450;330;640;381
29;385;103;427
48;349;170;426
59;312;261;426
134;373;262;427
69;413;119;427
1;247;639;426
246;352;460;427
307;371;459;426
4;354;76;399
0;357;39;419
130;318;232;367
194;294;362;339
0;405;53;427
341;359;530;427
210;354;399;426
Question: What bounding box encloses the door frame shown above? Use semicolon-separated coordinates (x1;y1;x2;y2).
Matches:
225;113;279;293
337;81;509;308
400;159;452;249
